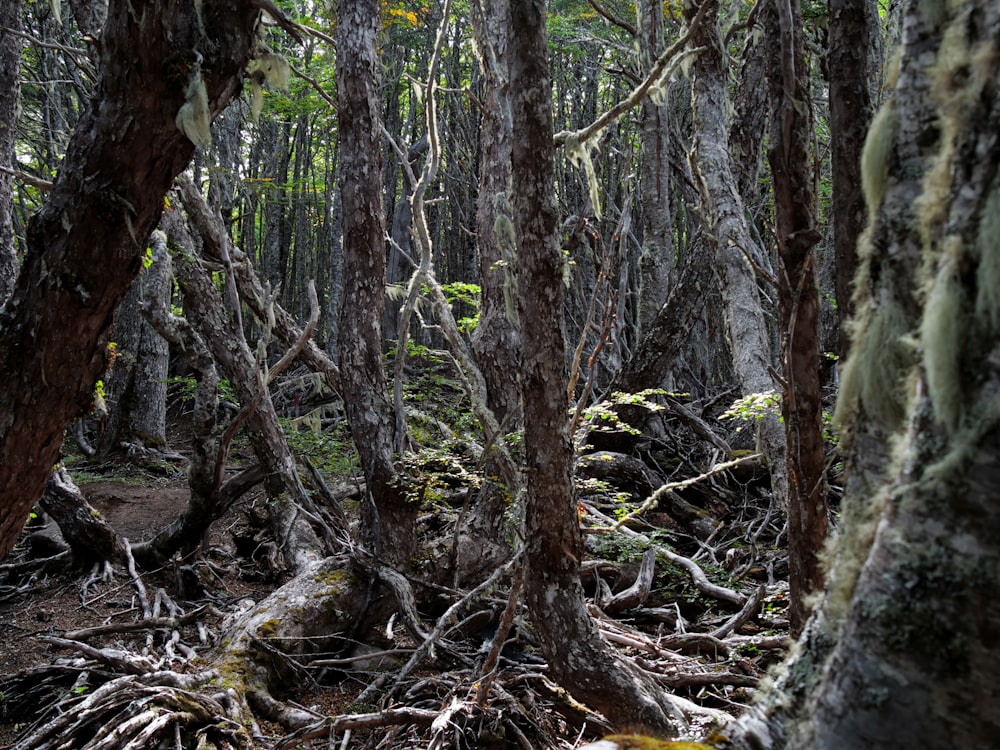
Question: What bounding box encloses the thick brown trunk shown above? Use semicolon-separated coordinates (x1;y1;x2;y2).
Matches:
336;0;415;567
764;0;828;634
0;0;259;560
511;0;682;735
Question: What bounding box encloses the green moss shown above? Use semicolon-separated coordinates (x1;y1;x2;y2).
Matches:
861;98;898;221
974;189;1000;331
835;292;914;431
920;236;966;432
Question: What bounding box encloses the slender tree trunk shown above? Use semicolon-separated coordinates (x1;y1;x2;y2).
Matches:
336;0;416;567
635;0;674;339
0;0;259;560
0;1;22;306
511;0;683;735
828;0;878;356
470;0;521;430
764;0;829;634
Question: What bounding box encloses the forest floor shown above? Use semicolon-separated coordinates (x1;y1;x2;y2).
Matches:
0;386;798;748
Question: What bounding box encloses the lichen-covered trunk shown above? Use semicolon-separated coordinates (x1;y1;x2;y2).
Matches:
336;0;416;567
97;230;171;455
511;0;682;735
686;0;786;507
723;0;1000;745
764;0;828;633
0;0;259;560
0;0;20;306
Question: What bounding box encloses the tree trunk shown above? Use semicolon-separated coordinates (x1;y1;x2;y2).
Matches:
828;0;878;356
0;0;22;305
723;0;1000;744
0;0;260;561
511;0;683;735
764;0;828;634
97;229;171;456
470;0;522;431
336;0;416;567
162;199;324;574
635;0;675;340
686;0;786;505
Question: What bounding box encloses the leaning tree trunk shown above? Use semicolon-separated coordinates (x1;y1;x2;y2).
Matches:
0;0;260;560
336;0;416;567
686;0;787;511
0;0;22;305
511;0;684;736
723;0;1000;745
764;0;828;634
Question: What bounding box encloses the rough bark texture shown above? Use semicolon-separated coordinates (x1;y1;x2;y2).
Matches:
511;0;682;735
828;0;877;355
687;0;786;503
97;230;171;455
0;0;22;305
470;0;521;430
336;0;416;567
163;203;324;574
764;0;828;633
0;0;259;560
723;0;1000;745
635;0;675;339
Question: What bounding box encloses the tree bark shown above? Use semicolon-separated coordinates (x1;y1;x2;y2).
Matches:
764;0;829;634
0;0;22;305
336;0;416;567
828;0;878;356
723;0;1000;744
635;0;675;340
470;0;522;431
0;0;260;561
511;0;683;735
686;0;786;505
97;230;171;455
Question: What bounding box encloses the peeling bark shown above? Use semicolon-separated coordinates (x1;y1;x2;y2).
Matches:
0;0;260;560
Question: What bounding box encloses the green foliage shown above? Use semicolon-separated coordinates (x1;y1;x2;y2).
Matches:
282;418;359;477
719;390;781;431
163;376;236;406
579;389;674;435
438;281;481;334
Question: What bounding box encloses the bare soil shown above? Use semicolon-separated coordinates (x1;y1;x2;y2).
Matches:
0;468;283;744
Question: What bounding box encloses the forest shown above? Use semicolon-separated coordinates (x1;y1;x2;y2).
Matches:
1;0;998;748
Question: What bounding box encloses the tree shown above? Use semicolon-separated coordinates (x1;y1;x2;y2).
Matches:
0;0;21;304
828;0;879;355
722;0;1000;742
336;0;416;566
512;0;685;734
0;0;261;559
764;0;828;633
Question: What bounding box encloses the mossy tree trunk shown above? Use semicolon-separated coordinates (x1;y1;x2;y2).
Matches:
724;0;1000;744
0;0;260;561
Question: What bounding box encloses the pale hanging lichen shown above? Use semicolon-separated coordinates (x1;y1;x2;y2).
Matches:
175;57;212;149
